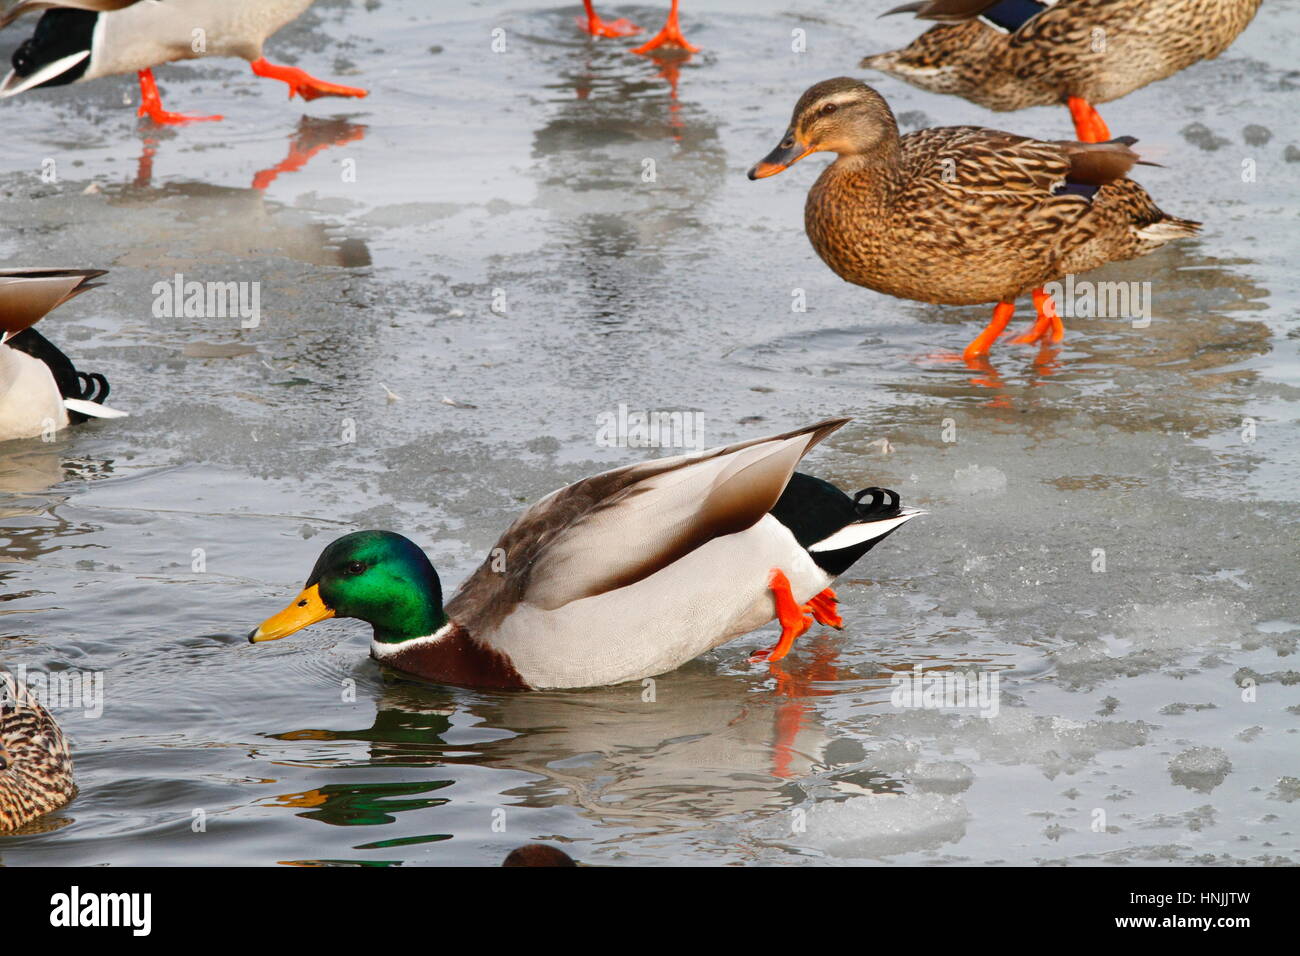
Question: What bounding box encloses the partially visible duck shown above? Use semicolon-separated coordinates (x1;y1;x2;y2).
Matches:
748;78;1200;361
502;844;578;867
0;0;367;125
250;418;922;690
861;0;1263;142
0;268;126;443
578;0;697;53
0;673;76;832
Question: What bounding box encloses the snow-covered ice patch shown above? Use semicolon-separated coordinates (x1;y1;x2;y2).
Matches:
763;793;970;859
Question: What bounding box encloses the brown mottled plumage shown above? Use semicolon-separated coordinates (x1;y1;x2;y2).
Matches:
863;0;1262;137
748;78;1199;358
0;674;75;832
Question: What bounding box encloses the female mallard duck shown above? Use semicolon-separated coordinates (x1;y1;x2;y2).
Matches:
862;0;1263;142
0;674;76;832
578;0;697;53
747;78;1200;361
0;0;367;125
1;268;126;443
250;419;921;690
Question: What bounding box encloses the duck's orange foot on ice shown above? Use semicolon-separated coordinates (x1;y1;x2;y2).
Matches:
631;1;698;54
136;69;222;125
1010;287;1065;346
250;58;368;102
577;10;640;37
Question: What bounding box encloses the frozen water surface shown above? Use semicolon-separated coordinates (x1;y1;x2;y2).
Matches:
0;1;1297;865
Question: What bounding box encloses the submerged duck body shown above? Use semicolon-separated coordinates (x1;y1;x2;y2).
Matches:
251;419;922;691
0;675;76;832
749;78;1199;357
0;268;125;442
863;0;1263;140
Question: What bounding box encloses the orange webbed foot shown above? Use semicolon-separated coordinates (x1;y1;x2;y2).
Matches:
750;569;813;664
1011;287;1065;345
962;301;1016;363
630;0;698;54
139;104;223;125
807;588;844;630
136;69;222;125
249;58;368;102
577;2;640;38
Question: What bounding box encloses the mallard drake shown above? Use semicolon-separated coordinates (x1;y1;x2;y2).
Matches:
747;78;1200;361
862;0;1263;142
1;268;126;442
0;674;76;832
250;419;922;690
578;0;697;53
0;0;367;125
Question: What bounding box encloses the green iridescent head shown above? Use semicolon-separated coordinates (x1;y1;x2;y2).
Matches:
249;531;447;646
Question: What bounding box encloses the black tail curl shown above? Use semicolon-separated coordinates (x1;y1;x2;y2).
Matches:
853;486;903;519
76;371;110;404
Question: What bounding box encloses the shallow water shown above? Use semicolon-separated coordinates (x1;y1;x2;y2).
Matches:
1;0;1297;865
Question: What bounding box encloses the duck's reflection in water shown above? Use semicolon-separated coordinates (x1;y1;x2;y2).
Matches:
265;640;867;836
134;115;367;193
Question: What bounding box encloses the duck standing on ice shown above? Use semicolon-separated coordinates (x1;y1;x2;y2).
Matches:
0;0;367;124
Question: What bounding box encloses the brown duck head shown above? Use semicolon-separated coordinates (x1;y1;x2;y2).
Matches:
748;78;898;180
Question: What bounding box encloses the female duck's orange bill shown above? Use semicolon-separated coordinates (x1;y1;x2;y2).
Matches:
248;584;334;643
748;133;813;180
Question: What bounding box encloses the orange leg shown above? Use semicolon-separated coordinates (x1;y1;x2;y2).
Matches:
962;301;1016;362
249;57;368;102
136;69;222;125
1011;287;1065;345
578;0;640;37
631;0;699;54
806;588;843;629
1090;111;1111;142
1066;96;1111;143
750;569;813;664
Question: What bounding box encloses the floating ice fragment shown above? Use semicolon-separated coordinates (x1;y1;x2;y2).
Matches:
763;793;969;859
1169;746;1232;793
912;760;974;795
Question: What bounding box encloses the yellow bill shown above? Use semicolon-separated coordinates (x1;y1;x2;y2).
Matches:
249;584;334;643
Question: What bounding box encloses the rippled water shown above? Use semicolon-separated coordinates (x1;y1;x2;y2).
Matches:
1;1;1297;866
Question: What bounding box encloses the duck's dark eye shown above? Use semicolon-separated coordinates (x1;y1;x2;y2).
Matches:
821;102;838;115
345;561;366;576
